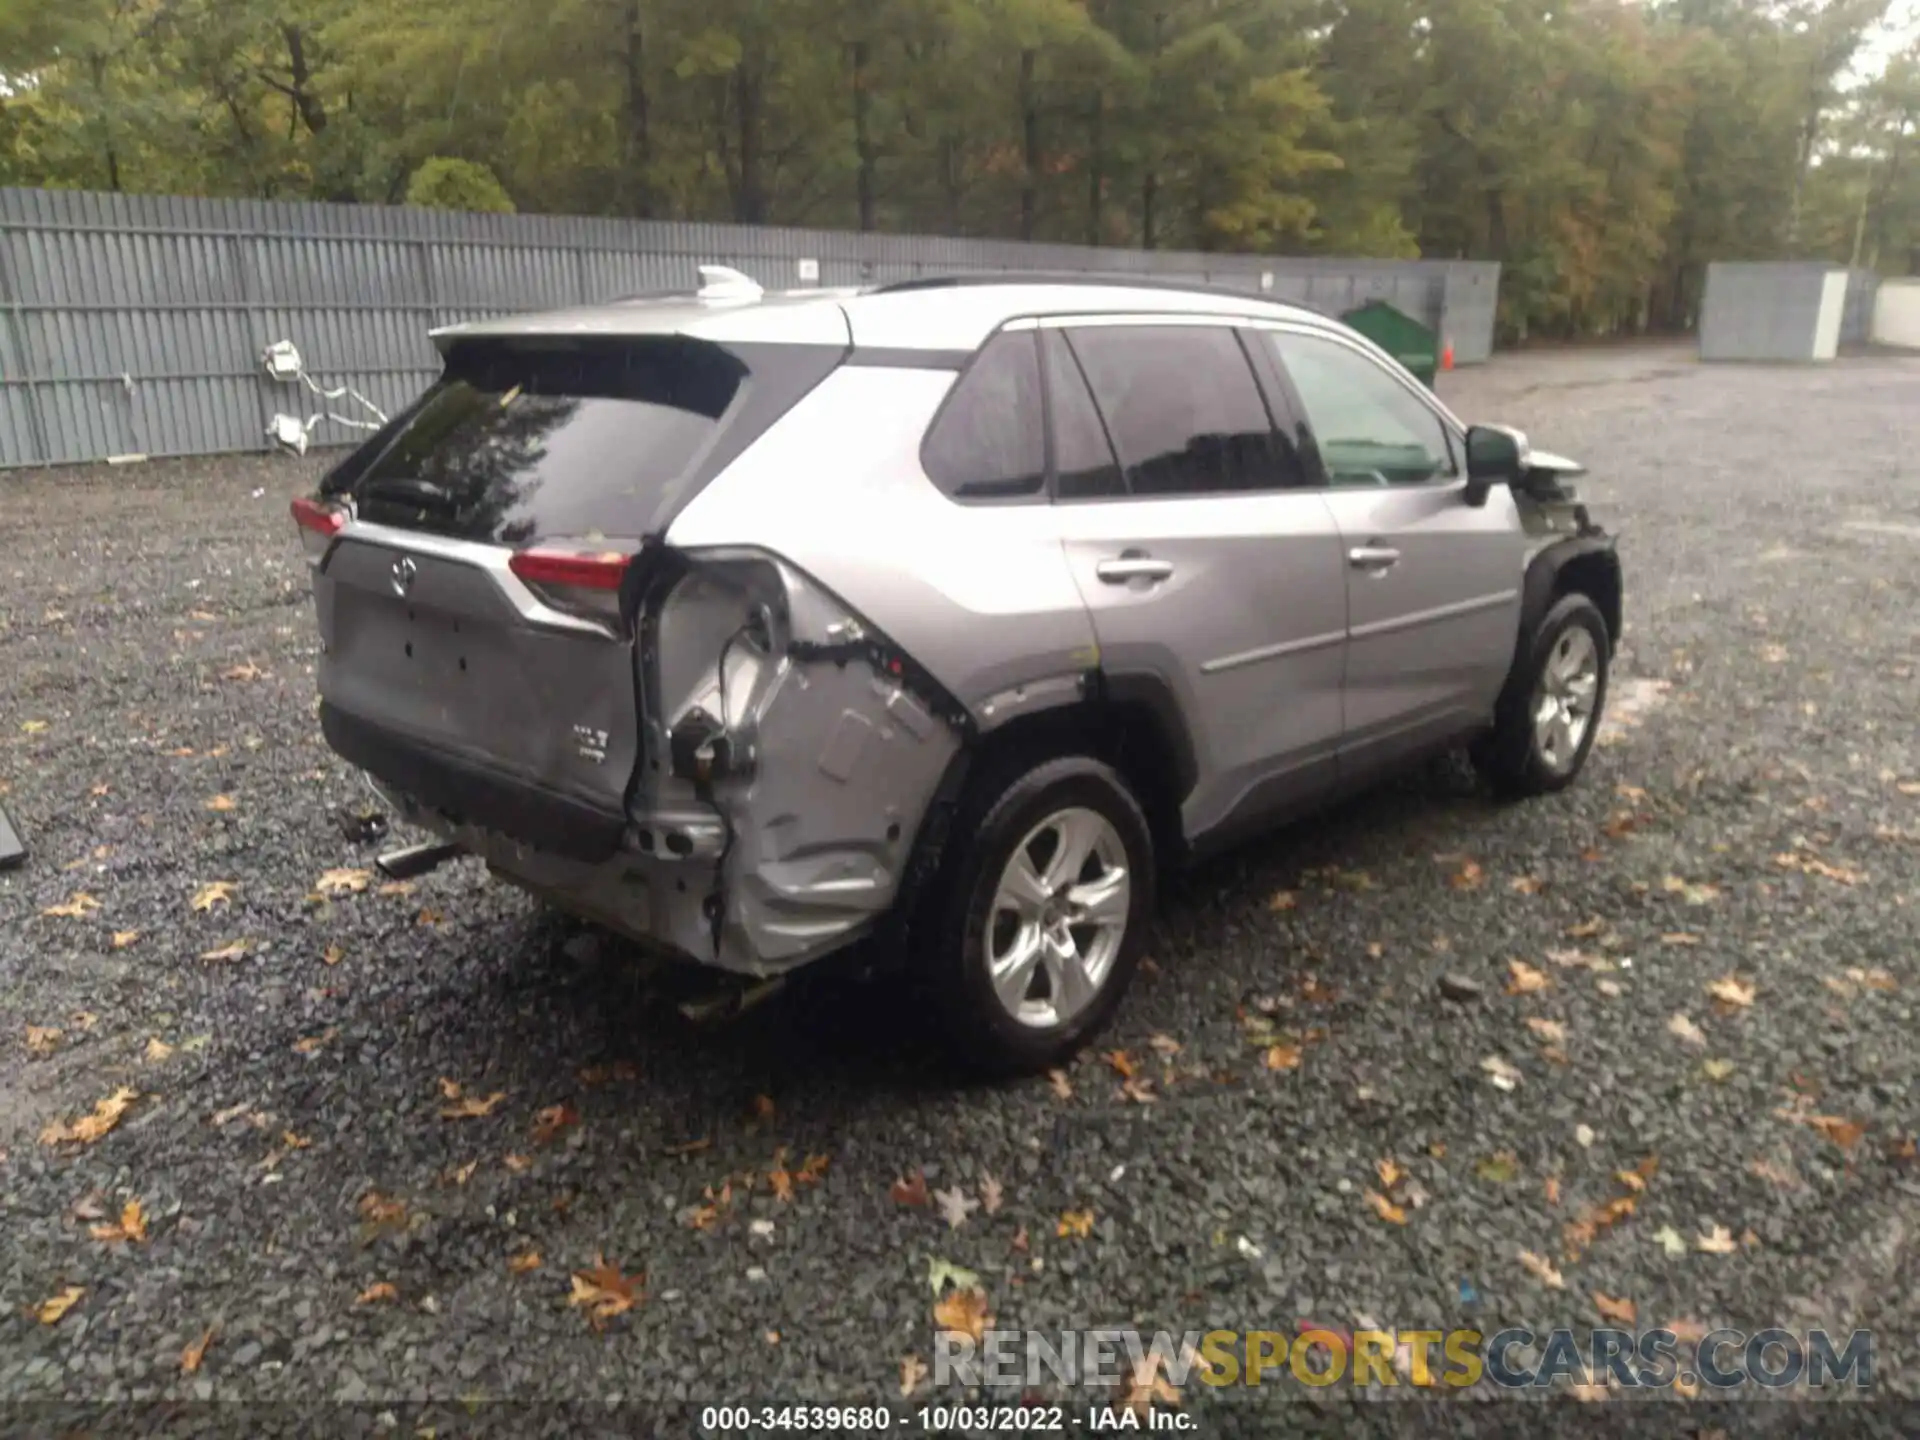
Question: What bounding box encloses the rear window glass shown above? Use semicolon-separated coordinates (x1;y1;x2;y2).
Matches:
323;337;750;544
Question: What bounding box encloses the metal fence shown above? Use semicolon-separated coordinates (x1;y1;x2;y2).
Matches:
0;186;1500;469
1699;261;1881;362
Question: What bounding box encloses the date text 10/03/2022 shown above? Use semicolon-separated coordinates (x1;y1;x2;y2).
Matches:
700;1406;1194;1433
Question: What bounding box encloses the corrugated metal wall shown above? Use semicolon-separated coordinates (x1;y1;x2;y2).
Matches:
0;186;1501;469
1699;261;1881;362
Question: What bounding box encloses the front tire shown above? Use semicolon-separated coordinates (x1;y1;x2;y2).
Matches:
924;755;1155;1076
1476;592;1611;797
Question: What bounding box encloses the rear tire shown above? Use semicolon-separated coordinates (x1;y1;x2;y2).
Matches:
922;755;1155;1076
1475;592;1611;798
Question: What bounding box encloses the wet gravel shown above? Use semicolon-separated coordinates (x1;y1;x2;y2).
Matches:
3;345;1919;1433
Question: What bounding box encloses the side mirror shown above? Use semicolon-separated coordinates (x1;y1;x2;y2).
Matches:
1463;423;1530;507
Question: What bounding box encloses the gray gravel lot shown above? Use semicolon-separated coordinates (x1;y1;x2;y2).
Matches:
2;344;1919;1432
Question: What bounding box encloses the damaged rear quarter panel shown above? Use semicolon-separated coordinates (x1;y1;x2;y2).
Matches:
641;552;961;971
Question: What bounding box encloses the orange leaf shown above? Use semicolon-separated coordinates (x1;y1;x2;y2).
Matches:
1806;1115;1865;1151
181;1325;217;1373
354;1282;399;1306
1506;960;1551;995
1364;1190;1408;1225
507;1250;542;1275
568;1255;642;1328
932;1286;991;1343
1594;1292;1637;1324
1104;1049;1136;1079
40;1086;139;1146
440;1090;507;1120
531;1103;579;1144
90;1198;149;1245
1263;1044;1302;1072
891;1171;930;1208
1057;1208;1095;1238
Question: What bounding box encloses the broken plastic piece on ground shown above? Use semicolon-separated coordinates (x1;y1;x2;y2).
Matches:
375;840;464;881
0;803;25;870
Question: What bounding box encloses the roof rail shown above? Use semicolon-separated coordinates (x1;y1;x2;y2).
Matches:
870;270;1329;313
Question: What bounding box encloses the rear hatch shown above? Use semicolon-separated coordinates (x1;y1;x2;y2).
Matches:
300;322;845;862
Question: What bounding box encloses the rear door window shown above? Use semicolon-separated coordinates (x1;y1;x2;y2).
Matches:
920;331;1047;501
323;336;831;543
1063;325;1301;497
1040;330;1127;501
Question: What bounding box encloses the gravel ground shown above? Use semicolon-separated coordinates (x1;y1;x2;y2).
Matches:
3;344;1919;1435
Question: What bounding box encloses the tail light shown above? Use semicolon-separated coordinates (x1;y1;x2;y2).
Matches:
291;496;346;564
509;545;632;629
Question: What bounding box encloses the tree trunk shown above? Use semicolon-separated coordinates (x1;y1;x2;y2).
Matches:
87;54;121;192
852;39;876;232
280;24;329;135
1019;48;1040;242
1086;89;1104;246
1484;187;1508;259
1141;170;1157;249
621;0;655;218
735;60;766;224
941;135;964;233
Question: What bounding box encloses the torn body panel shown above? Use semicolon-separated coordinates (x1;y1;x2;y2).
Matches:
376;546;963;976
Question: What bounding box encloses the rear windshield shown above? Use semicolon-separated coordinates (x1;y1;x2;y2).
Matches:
321;335;835;543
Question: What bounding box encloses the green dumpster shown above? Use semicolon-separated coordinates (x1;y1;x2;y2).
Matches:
1339;300;1440;388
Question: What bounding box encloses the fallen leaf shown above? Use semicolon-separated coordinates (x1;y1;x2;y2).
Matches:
1519;1251;1565;1289
21;719;50;734
199;940;250;963
180;1326;217;1373
446;1159;480;1187
43;892;103;919
1667;1013;1706;1047
890;1171;930;1208
34;1286;85;1325
1120;1076;1157;1104
322;945;345;966
1509;874;1547;895
1566;917;1606;938
26;1025;61;1058
1654;1226;1688;1257
927;1256;981;1295
1267;890;1297;912
1525;1016;1567;1044
315;868;371;897
1263;1044;1303;1072
1104;1049;1136;1080
357;1191;408;1231
1661;932;1702;946
1475;1151;1520;1184
1364;1190;1408;1225
980;1173;1004;1215
1117;1349;1184;1417
111;930;140;949
569;1255;642;1328
292;1028;337;1055
90;1198;149;1245
191;881;237;912
899;1353;929;1397
1046;1068;1073;1101
1595;978;1624;998
1449;860;1485;891
930;1282;995;1351
1594;1292;1637;1324
205;794;238;812
1057;1208;1095;1239
1575;1124;1596;1148
507;1250;542;1275
40;1086;139;1146
1506;960;1551;995
503;1153;533;1173
1695;1224;1737;1255
377;880;415;898
1544;1176;1562;1206
934;1185;980;1230
1707;976;1756;1009
1147;1032;1182;1056
1805;1115;1866;1151
1375;1158;1404;1189
531;1103;579;1145
440;1091;507;1120
354;1282;399;1306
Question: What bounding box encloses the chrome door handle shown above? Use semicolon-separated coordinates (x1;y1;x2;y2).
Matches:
1096;556;1175;584
1347;545;1401;572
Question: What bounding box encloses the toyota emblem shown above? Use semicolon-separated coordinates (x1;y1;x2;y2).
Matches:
390;555;418;597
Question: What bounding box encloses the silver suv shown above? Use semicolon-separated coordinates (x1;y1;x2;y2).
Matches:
292;269;1621;1073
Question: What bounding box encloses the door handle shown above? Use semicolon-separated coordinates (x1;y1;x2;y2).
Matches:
1347;545;1401;572
1096;555;1175;584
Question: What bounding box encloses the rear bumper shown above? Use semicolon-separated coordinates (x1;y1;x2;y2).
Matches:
319;702;626;864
